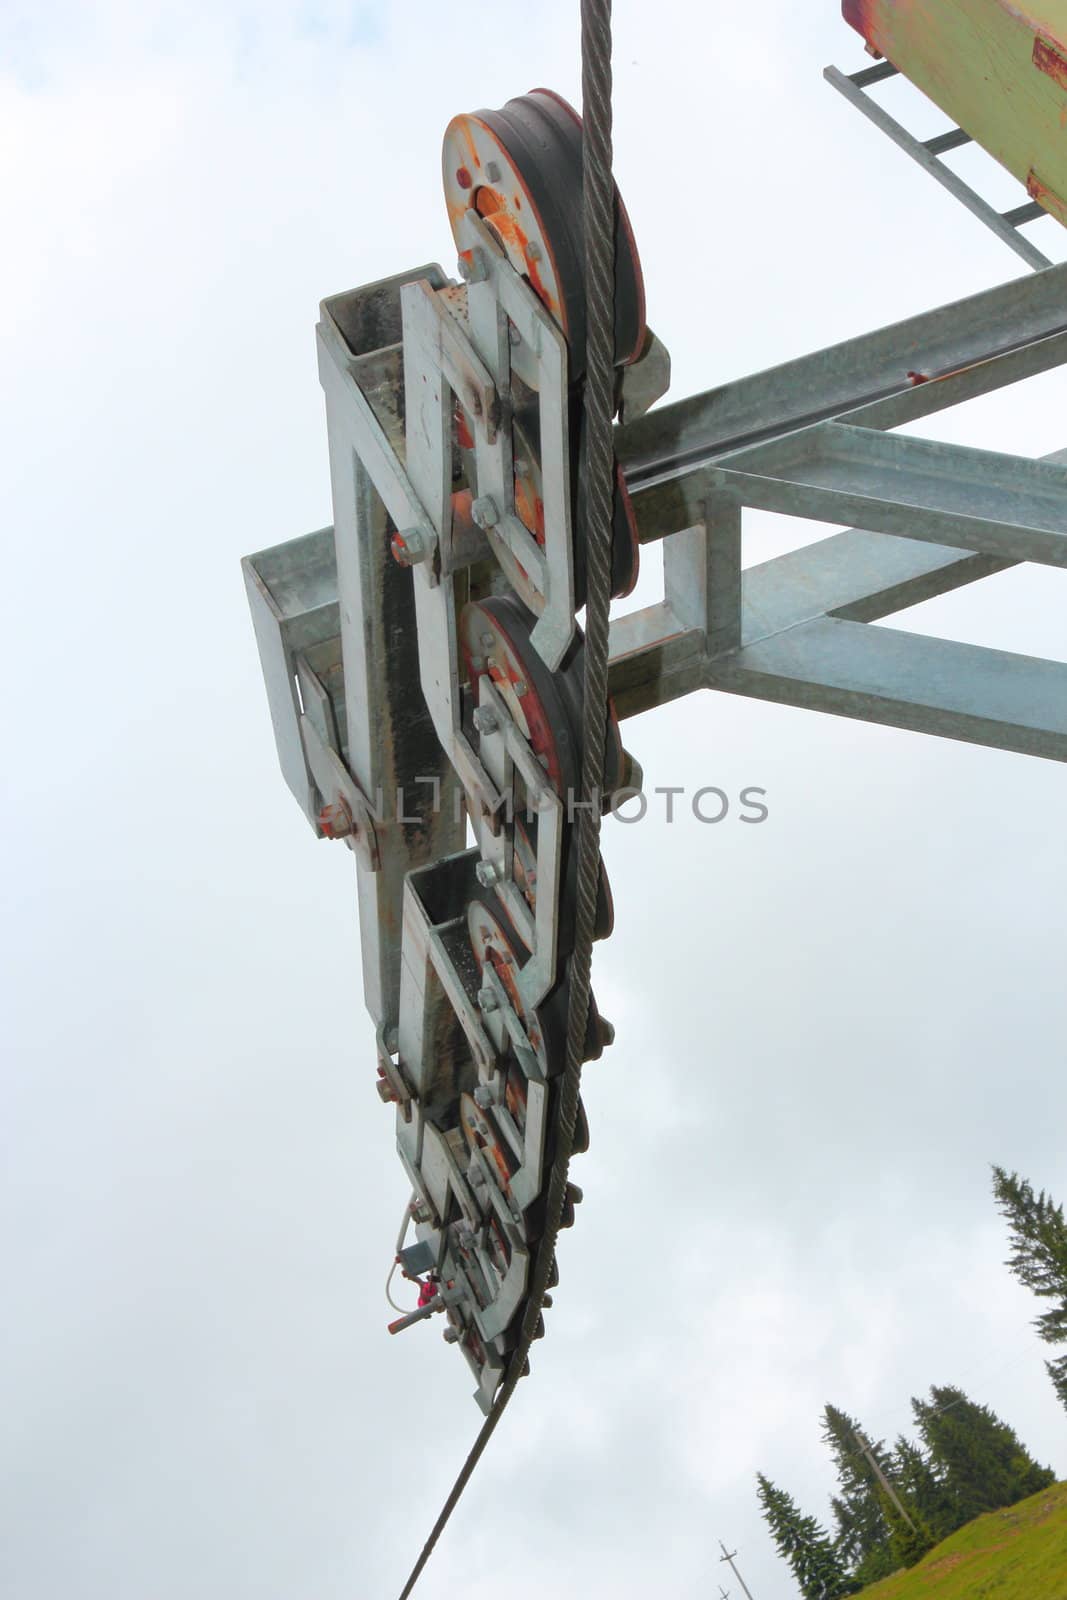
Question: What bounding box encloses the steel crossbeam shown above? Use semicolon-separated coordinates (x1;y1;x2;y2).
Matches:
618;262;1067;505
708;617;1067;762
715;425;1067;567
597;264;1067;760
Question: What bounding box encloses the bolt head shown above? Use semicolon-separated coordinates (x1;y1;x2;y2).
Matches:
390;528;429;567
527;240;542;262
443;1326;460;1344
512;680;527;698
485;159;501;183
472;706;499;736
471;496;499;530
477;987;500;1013
474;860;499;889
318;801;353;839
457;249;487;284
473;1084;493;1108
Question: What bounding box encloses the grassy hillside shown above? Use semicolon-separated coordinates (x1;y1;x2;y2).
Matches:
860;1482;1067;1600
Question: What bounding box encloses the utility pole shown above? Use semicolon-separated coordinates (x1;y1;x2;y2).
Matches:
718;1541;757;1600
853;1429;918;1532
719;1587;731;1600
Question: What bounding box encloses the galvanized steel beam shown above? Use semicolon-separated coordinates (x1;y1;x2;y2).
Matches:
617;261;1067;539
715;424;1067;568
707;617;1067;763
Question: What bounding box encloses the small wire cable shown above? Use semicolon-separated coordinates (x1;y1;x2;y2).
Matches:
386;1195;418;1313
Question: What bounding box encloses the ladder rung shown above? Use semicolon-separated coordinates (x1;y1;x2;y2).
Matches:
850;60;900;88
924;128;972;156
1002;200;1046;227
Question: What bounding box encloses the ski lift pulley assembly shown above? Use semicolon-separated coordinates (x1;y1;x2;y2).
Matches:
244;28;1067;1414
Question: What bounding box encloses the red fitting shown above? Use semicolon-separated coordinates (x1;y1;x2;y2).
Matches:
318;801;353;839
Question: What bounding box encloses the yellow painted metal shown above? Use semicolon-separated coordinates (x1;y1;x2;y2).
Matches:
844;0;1067;223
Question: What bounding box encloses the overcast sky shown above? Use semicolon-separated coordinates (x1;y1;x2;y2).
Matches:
3;4;1066;1598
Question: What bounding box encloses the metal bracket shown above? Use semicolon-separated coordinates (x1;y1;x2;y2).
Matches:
298;710;381;872
454;210;578;672
375;1022;414;1119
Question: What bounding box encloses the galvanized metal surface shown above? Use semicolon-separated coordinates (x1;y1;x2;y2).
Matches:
617;261;1067;533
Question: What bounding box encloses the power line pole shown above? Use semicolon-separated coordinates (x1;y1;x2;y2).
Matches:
718;1541;757;1600
853;1429;918;1531
719;1587;731;1599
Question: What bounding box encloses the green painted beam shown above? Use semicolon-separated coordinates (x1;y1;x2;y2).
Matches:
844;0;1067;224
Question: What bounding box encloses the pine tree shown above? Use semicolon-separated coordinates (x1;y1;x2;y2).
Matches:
993;1165;1067;1413
893;1434;961;1540
820;1404;893;1574
875;1484;936;1569
912;1385;1056;1523
756;1474;858;1599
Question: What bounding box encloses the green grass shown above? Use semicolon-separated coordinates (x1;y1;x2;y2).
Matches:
858;1482;1067;1600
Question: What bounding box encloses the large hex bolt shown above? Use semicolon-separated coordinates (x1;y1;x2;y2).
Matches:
456;249;487;284
390;527;430;567
472;706;499;736
471;496;500;530
318;800;354;840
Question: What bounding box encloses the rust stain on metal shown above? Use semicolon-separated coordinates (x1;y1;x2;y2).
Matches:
318;800;354;838
455;165;473;190
1034;34;1067;92
459;120;482;172
474;185;504;219
454;402;474;451
474;189;559;321
907;370;930;385
513;469;545;545
1026;166;1066;222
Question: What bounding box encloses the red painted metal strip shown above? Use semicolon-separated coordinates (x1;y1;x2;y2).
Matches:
1027;167;1067;225
1034;34;1067;92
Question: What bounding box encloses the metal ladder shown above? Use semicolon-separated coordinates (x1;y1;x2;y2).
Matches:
825;58;1053;272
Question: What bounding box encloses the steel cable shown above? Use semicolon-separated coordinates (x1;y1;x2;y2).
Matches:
396;5;616;1593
